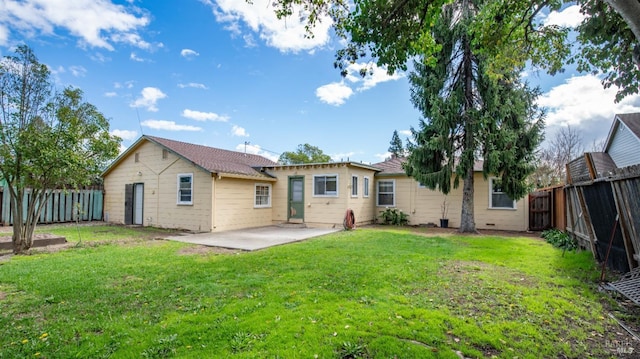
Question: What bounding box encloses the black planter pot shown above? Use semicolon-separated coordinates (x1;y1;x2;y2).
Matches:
440;219;449;228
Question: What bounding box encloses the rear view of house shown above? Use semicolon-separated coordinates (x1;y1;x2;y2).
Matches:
102;136;278;232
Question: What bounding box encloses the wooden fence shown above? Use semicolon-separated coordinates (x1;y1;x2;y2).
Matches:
529;185;566;231
566;164;640;273
0;187;104;226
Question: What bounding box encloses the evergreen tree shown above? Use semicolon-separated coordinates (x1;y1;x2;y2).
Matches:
404;0;544;233
388;130;404;158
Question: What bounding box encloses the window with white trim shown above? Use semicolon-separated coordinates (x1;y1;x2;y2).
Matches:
363;176;370;197
377;179;395;206
177;173;193;205
313;175;338;197
254;184;271;208
351;175;358;197
489;178;515;209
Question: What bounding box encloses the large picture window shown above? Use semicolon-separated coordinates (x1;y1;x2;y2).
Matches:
254;184;272;208
377;179;395;206
313;175;338;197
489;178;515;209
177;173;193;205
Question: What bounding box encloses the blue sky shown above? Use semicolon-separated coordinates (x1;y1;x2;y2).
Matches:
1;1;639;164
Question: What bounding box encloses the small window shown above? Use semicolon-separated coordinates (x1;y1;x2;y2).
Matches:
134;152;139;162
177;173;193;205
351;175;358;197
254;184;271;208
313;175;338;197
489;178;515;209
363;177;370;197
162;149;168;159
377;179;395;206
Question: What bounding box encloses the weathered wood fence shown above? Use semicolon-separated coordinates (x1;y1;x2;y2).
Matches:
566;164;640;273
0;187;104;226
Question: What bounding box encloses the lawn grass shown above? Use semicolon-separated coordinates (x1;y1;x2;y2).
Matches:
0;227;627;358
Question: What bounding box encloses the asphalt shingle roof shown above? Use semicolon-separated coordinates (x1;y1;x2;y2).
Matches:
372;156;484;174
140;136;277;178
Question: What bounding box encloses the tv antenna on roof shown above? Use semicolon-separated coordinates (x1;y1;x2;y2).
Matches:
244;141;250;155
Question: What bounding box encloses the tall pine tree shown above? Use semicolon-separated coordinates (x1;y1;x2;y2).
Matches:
404;0;544;233
388;130;404;158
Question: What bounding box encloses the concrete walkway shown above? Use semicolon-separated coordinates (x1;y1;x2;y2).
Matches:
163;226;341;251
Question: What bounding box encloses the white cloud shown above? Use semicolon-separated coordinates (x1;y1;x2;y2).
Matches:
130;87;167;112
537;74;640;145
206;0;333;53
104;91;117;97
231;125;249;137
0;0;151;50
374;152;392;162
234;143;278;162
178;82;208;89
110;129;138;140
345;63;404;91
130;52;145;62
330;152;356;162
315;62;403;106
181;109;229;122
141;120;202;131
315;82;353;106
180;48;199;58
399;130;412;137
69;65;86;77
542;5;585;28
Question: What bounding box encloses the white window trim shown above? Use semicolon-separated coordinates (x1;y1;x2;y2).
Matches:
377;179;396;207
313;174;339;197
254;183;272;208
489;177;516;210
177;173;193;205
351;175;358;197
363;176;370;198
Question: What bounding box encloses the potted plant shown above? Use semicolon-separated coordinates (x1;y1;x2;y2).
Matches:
440;198;449;228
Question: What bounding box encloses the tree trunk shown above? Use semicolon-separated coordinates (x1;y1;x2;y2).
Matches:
10;187;37;254
459;165;477;233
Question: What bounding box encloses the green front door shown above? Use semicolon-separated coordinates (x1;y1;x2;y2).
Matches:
288;176;304;221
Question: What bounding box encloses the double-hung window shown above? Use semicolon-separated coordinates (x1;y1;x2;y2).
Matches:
314;175;338;197
377;179;395;206
254;184;271;208
177;173;193;205
489;178;515;209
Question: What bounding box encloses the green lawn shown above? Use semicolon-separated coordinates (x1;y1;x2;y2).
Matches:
0;226;628;358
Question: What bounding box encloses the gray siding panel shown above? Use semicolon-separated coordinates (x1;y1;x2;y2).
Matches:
608;123;640;168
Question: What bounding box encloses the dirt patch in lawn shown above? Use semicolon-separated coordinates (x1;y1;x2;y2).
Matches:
177;245;243;256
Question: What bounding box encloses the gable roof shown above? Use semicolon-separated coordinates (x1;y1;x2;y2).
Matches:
604;112;640;152
373;156;484;175
102;135;278;178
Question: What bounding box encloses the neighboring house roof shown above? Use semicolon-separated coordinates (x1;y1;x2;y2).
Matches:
604;112;640;153
588;152;617;178
373;156;484;175
102;135;278;178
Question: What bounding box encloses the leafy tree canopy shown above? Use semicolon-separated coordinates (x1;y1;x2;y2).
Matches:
0;45;121;253
278;143;332;164
268;0;639;100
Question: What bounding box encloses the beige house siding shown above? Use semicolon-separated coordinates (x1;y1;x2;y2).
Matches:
269;164;378;227
212;178;273;231
376;173;528;231
103;141;213;232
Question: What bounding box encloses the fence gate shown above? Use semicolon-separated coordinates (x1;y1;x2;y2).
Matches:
529;191;551;231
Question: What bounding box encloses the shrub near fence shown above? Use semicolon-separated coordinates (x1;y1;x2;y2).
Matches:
0;187;104;226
